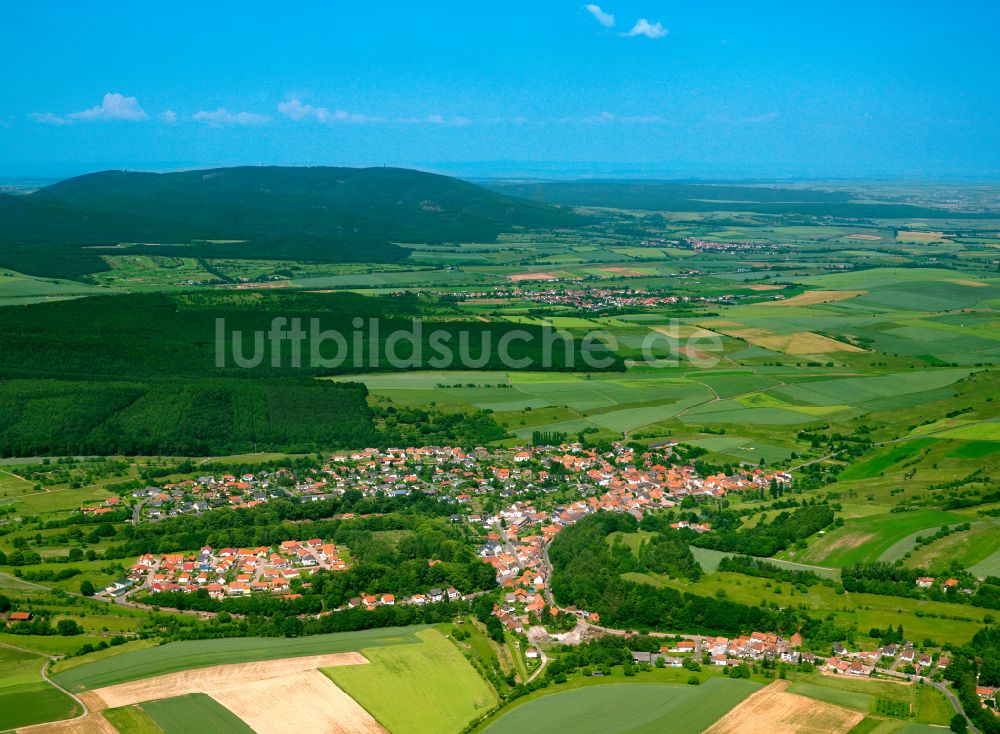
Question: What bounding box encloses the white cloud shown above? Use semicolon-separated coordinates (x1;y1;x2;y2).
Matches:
278;98;383;124
563;111;665;124
68;92;148;121
30;112;73;125
191;108;269;126
397;114;471;126
161;110;177;124
584;4;615;28
31;92;148;124
625;18;668;38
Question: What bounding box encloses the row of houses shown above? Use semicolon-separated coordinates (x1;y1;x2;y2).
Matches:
828;642;948;677
344;586;464;610
129;442;792;527
133;540;348;598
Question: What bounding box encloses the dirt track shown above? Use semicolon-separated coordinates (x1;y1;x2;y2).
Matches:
704;680;864;734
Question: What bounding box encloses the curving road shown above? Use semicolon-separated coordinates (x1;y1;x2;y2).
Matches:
0;640;91;722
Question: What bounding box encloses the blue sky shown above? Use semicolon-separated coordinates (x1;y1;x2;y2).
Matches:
2;1;998;178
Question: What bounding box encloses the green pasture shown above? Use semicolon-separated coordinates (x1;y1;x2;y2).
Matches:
789;510;967;567
838;439;938;481
480;679;760;734
324;628;497;734
901;520;1000;572
0;646;80;730
103;705;165;734
772;370;971;408
688;545;839;579
140;693;254;734
970;547;1000;579
787;673;912;715
626;570;989;647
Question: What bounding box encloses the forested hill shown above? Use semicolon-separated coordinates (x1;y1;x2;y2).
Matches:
0;166;582;279
482;180;1000;219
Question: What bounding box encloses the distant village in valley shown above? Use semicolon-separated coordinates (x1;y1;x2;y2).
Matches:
88;442;799;627
72;441;994;708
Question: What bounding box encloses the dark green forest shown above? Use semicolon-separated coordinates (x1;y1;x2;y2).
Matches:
483;180;1000;219
0;166;583;279
0;290;620;455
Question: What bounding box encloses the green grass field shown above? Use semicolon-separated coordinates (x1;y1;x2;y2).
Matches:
914;683;954;725
970;546;1000;579
902;520;1000;572
480;679;760;734
789;510;967;567
103;705;165;734
689;544;840;579
0;646;80;730
787;675;913;715
324;628;497;734
140;693;255;734
626;570;988;647
53;625;428;692
838;439;938;481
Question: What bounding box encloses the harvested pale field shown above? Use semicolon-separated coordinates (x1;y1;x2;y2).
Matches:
718;327;865;355
212;669;386;734
87;652;368;709
17;713;116;734
235;281;293;289
704;680;863;734
764;290;865;307
897;230;947;242
745;284;786;291
598;267;646;276
509;272;560;282
949;278;989;287
848;234;883;240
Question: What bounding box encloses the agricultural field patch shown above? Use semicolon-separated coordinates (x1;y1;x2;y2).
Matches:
837;439;938;481
629;570;986;647
944;440;1000;458
930;420;1000;441
716;327;865;355
687;372;782;398
481;679;760;734
101;705;164;734
786;674;915;716
324;628;496;734
902;519;1000;572
789;510;967;567
969;547;1000;579
0;647;80;731
704;680;863;734
773;369;971;407
764;290;866;307
53;626;425;692
139;694;255;734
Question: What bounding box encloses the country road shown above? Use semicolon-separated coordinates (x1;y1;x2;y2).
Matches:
0;640;92;722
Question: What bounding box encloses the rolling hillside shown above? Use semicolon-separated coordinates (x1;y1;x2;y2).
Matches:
0;166;582;279
482;180;999;218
